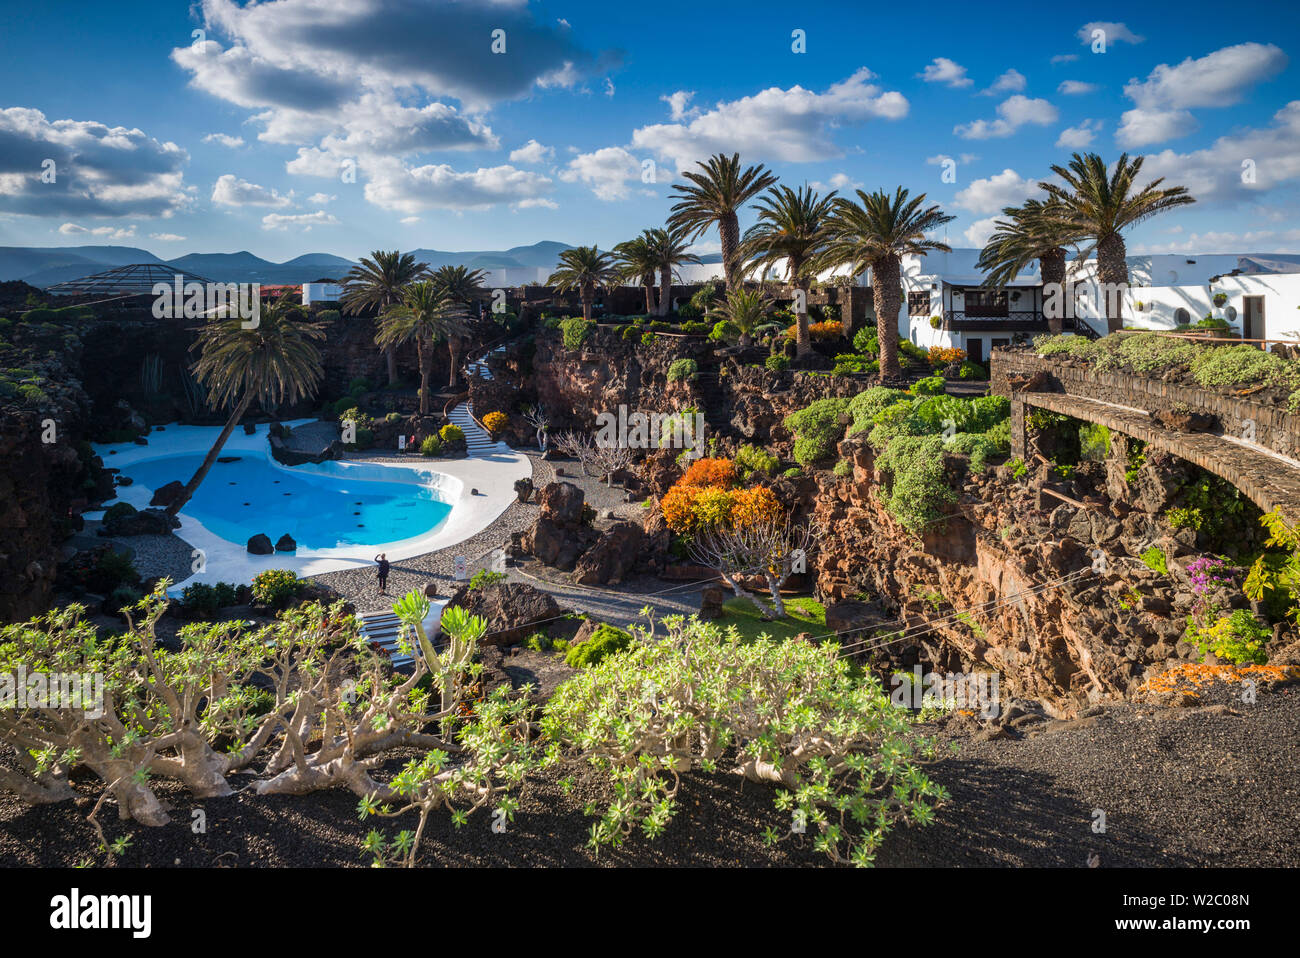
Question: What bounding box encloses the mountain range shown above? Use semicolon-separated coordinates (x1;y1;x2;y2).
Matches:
0;241;640;288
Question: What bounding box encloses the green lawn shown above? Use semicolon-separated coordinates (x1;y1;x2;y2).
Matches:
715;596;833;643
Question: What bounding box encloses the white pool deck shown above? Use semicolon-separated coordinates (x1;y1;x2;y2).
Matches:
90;420;530;595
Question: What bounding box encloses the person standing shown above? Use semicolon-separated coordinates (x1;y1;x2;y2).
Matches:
375;553;391;594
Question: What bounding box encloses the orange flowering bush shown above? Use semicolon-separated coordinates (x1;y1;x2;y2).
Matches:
661;481;782;535
928;346;966;367
481;411;508;437
785;320;844;342
680;456;739;489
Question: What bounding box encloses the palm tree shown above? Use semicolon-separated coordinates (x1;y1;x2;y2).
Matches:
166;297;325;517
707;287;771;347
739;185;837;356
667;153;777;291
341;250;428;385
376;282;470;410
977;198;1086;334
645;226;699;317
817;188;955;380
612;232;660;314
428;264;488;385
1040;152;1195;334
546;245;620;322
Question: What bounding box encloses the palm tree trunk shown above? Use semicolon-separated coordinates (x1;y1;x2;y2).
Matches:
384;344;398;385
447;337;461;388
166;392;254;517
872;254;903;380
643;274;655;314
418;335;431;415
1040;247;1068;335
582;283;593;323
1097;233;1127;334
719;212;741;291
789;255;811;356
659;265;672;317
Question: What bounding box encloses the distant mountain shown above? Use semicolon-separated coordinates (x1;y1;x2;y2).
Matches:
407;240;574;272
0;245;166;288
280;252;358;269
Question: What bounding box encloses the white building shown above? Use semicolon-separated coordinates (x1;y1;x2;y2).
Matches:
302;282;343;305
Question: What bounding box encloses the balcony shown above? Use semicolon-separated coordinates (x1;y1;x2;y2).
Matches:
943;309;1072;332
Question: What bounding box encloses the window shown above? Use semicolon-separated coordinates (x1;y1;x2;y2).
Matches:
1174;307;1191;325
962;288;1008;317
907;290;930;315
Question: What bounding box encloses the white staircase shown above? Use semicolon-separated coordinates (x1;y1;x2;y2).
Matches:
447;400;506;456
356;610;413;668
464;344;507;381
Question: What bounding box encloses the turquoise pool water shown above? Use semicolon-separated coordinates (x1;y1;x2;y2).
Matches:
122;454;452;549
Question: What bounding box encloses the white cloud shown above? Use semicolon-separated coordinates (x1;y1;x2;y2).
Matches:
509;139;554;164
306;192;336;205
952;169;1044;214
661;90;698;121
1117;42;1289;147
1131;227;1300;255
918;57;972;88
1056;119;1102;149
516;197;559;209
150;232;187;241
980;69;1026;96
810;172;862;193
559;146;644;201
604;78;615;97
1051;54;1080;64
261;210;339;230
0;107;190;218
954;95;1058;139
1058;80;1098;95
211;173;291;207
400;215;420;224
58;222;139;241
927;153;978;167
1077;22;1145;46
362;158;554;213
631;69;907;170
963;216;1000;247
202;132;244;148
1137;100;1300;200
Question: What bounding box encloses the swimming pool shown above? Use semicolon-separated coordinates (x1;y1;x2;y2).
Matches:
122;454;452;549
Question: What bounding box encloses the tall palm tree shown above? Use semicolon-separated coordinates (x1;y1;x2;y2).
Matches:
1040;152;1195;334
707;287;771;347
341;250;428;385
546;245;620;322
645;226;699;317
667;153;777;291
376;282;470;409
612;232;660;314
816;188;955;380
977;198;1086;334
428;264;488;385
166;297;325;517
739;185;837;355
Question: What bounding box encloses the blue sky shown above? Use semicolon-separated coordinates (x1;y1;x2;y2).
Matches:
1;0;1297;260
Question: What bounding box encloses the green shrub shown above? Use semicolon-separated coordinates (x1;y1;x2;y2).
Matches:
853;327;879;355
1140;546;1168;575
911;376;946;396
709;320;739;342
469;569;506;590
103;501;137;523
832;354;874;375
1188;609;1270;665
523;632;551;652
559;318;593;351
420;435;444;456
945;433;999;473
1079;422;1111;461
641;331;655;346
540;615;946;867
957;360;988;380
877;435;955;532
765;354;789;373
564;622;632;668
1190;344;1295;390
250;569;301;609
782;467;801;478
735;443;779;479
440;424;465;443
680;321;711;336
621;325;641;342
667;358;698;382
783;398;851;467
847;387;910;436
833;459;852;478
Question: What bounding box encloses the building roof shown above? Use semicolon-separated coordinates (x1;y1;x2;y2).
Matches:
44;262;214;296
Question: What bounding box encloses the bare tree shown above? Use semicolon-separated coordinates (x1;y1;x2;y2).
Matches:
553;430;597;476
522;405;550;450
591;442;637;486
690;518;819;619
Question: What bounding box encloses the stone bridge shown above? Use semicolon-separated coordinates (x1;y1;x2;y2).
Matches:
990;349;1300;528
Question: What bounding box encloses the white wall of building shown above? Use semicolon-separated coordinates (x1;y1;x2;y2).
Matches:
302;282;343;305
